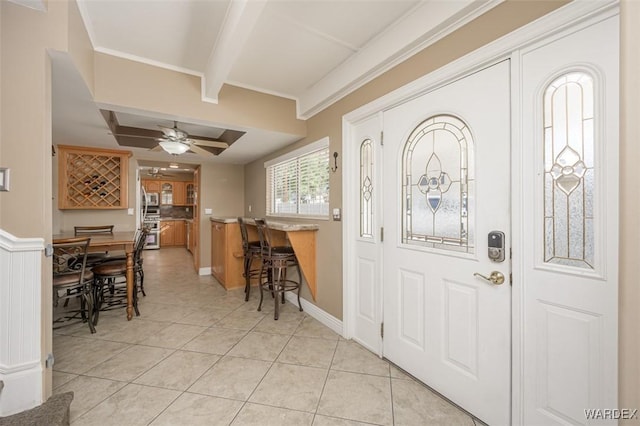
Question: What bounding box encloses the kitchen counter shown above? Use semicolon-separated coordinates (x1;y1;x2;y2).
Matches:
209;216;319;231
210;216;319;299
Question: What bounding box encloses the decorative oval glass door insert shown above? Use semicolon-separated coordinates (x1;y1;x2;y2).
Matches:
402;114;474;253
543;71;595;269
360;138;374;238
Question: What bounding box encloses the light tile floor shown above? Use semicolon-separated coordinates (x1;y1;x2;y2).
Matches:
53;247;481;426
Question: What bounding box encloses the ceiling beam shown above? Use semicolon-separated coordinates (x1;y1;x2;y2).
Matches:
203;0;267;103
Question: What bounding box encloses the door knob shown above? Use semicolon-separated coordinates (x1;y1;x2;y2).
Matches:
473;271;505;285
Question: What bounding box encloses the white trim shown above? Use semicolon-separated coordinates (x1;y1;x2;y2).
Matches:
0;360;41;375
0;229;44;416
94;47;204;78
203;0;267;101
263;137;329;168
343;1;618;124
298;0;504;119
7;0;46;12
0;229;44;252
199;267;212;276
225;80;299;102
510;47;526;426
341;1;618;425
284;293;343;337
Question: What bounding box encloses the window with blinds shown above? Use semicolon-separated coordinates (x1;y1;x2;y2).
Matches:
265;138;330;218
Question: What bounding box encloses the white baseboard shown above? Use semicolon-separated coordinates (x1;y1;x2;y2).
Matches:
0;366;43;416
284;293;343;337
199;267;211;276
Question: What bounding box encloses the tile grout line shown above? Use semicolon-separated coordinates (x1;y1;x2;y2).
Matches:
311;329;340;424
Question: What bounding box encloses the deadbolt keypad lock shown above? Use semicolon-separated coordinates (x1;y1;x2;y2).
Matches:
488;231;505;262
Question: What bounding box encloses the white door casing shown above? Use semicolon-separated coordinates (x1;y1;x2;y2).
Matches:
382;60;511;426
517;14;619;426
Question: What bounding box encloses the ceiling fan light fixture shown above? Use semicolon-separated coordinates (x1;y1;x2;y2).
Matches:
159;140;189;155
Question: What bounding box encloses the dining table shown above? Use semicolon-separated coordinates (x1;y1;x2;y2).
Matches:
52;231;138;320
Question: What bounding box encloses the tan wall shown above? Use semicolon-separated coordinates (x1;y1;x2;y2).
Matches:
0;0;73;400
619;0;640;412
244;0;569;319
93;53;306;138
67;0;94;94
198;162;245;268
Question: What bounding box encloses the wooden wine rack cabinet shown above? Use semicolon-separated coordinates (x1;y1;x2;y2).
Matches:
58;145;131;210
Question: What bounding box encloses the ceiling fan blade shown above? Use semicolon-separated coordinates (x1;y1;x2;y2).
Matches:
190;139;229;149
158;125;178;138
113;133;158;139
188;144;216;156
150;144;163;152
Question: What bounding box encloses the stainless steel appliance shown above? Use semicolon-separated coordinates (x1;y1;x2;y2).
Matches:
145;192;159;207
143;214;160;249
141;186;161;249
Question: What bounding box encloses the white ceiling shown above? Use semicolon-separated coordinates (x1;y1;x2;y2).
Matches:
52;0;501;166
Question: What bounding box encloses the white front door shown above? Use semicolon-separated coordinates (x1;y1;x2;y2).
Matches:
518;15;619;425
350;114;383;355
382;60;511;425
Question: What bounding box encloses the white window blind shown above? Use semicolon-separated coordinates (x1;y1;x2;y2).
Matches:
266;140;330;218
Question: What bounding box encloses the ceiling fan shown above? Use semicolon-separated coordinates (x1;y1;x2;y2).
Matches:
144;167;171;178
101;110;244;157
151;121;229;156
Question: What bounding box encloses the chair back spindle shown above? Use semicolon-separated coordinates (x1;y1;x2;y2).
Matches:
74;225;114;236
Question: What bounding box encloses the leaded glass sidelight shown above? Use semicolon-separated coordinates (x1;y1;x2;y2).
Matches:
360;138;374;238
402;115;474;253
543;72;595;269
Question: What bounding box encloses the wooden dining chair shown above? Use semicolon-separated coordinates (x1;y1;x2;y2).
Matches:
91;227;149;325
52;237;96;333
74;225;115;235
73;225;115;265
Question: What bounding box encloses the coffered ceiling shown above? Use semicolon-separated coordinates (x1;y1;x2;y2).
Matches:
51;0;501;165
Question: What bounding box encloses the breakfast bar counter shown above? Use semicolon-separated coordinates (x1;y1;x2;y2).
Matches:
210;217;319;299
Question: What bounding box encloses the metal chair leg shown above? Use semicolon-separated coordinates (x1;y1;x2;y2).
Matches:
257;261;265;312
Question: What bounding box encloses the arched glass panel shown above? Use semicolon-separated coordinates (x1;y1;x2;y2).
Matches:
360;138;373;238
543;71;594;269
402;115;474;253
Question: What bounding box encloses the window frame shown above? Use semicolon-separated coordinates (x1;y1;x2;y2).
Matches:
264;137;330;220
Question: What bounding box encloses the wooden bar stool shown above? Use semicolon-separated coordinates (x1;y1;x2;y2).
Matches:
255;219;303;320
238;217;262;302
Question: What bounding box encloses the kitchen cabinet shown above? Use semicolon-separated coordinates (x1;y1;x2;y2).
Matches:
210;221;244;289
186;220;196;253
142;179;160;193
160;182;173;205
57;145;131;210
160;220;187;247
159;180;190;205
173;181;186;205
160;220;175;246
175;220;186;246
186;182;195;205
186;221;192;253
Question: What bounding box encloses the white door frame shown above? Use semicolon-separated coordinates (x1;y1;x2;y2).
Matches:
342;1;619;424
